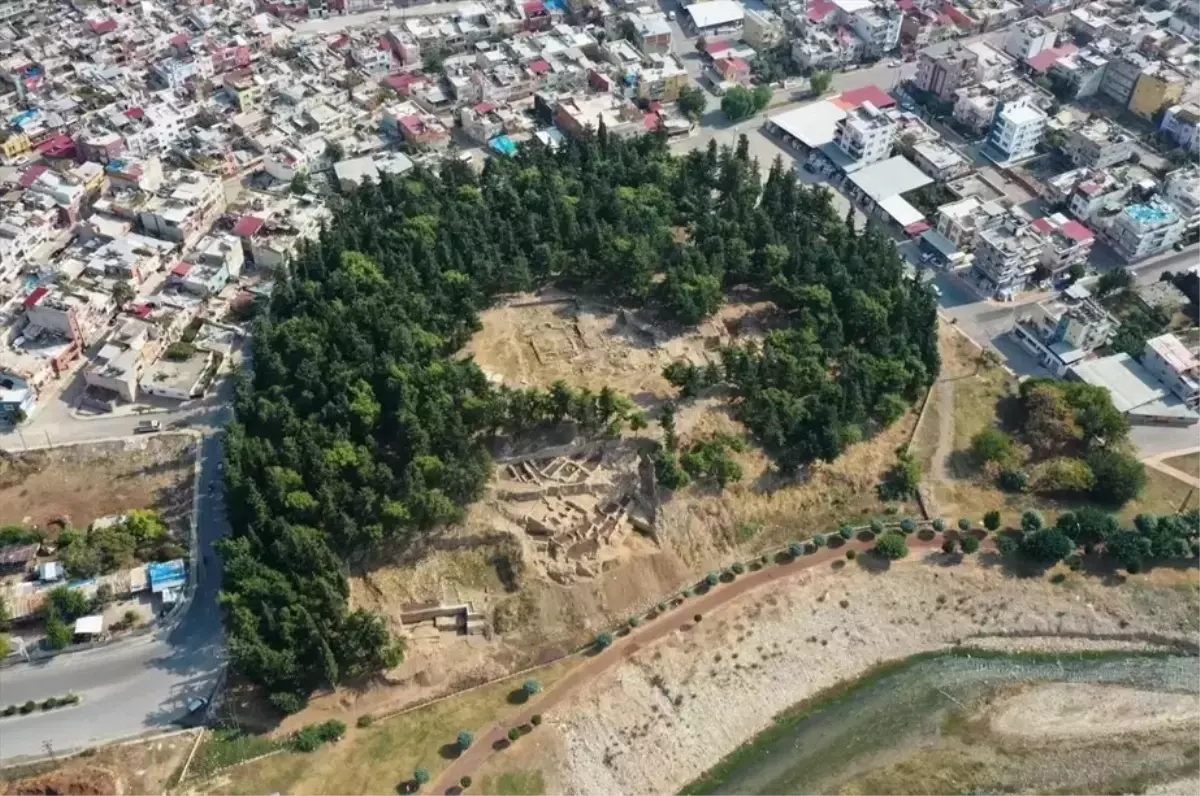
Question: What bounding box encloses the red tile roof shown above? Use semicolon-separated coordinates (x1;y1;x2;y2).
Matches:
18;164;48;189
232;215;265;238
171;261;193;277
529;58;550;74
124;107;144;120
1030;217;1054;235
523;0;545;15
1061;219;1094;242
839;85;897;110
705;39;733;54
808;0;836;23
23;286;49;308
473;102;496;115
89;18;117;34
1026;44;1077;74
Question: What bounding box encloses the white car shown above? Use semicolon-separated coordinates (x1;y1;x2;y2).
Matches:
667;10;675;20
888;59;901;67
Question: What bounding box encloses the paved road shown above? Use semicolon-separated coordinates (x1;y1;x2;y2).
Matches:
0;385;233;761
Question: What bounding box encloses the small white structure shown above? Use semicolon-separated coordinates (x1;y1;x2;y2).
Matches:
74;615;104;637
38;561;64;582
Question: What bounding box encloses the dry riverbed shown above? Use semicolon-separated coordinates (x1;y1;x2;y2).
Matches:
537;558;1198;794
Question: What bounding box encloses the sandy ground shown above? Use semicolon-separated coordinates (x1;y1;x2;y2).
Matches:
544;558;1199;795
0;435;196;533
0;731;196;795
988;683;1200;740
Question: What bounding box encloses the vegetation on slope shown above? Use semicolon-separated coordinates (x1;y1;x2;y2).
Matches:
219;129;939;710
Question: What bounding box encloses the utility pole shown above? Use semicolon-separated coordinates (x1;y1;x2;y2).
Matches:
43;429;52;449
42;740;56;761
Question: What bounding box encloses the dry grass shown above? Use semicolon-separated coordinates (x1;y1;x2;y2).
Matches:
198;658;579;796
1163;453;1200;481
0;436;195;534
0;731;196;796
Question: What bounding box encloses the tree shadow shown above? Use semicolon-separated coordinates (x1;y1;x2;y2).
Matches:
507;688;529;705
492;738;510;751
946;450;979;479
854;551;892;573
831;559;846;571
856;530;876;543
438;743;463;760
827;535;845;549
917;529;936;542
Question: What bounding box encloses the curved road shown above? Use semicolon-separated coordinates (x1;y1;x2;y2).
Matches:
0;387;233;761
430;533;975;794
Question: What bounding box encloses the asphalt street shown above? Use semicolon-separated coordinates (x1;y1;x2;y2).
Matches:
0;386;233;761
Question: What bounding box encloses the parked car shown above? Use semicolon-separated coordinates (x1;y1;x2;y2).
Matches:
134;420;161;434
667;10;675;19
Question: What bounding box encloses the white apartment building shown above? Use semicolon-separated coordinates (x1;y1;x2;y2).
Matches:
847;2;902;57
987;95;1046;163
972;209;1041;299
1063;119;1134;170
137;169;226;250
834;102;896;166
1003;18;1057;61
1163;167;1198;238
936;196;1005;252
1143;334;1200;411
1012;289;1116;376
1108;200;1184;261
1159;104;1199;156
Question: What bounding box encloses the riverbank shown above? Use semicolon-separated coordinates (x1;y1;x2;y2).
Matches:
540;558;1197;794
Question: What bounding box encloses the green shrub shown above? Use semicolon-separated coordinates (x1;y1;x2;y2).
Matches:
458;730;475;750
899;518;917;534
932;518;946;532
957;518;971;531
414;768;431;786
705;572;719;587
1020;510;1045;534
960;535;980;554
788;542;804;558
656;602;668;614
874;533;909;560
20;701;35;714
628;615;641;629
41;697;59;710
356;715;374;728
839;524;854;539
983;511;1001;531
61;693;80;705
693;614;703;623
813;534;827;547
845;549;857;560
3;705;16;716
507;726;521;742
941;538;956;555
531;714;543;726
869;519;884;535
460;776;472;789
996;535;1019;556
595;632;614;650
291;719;346;752
731;561;746;575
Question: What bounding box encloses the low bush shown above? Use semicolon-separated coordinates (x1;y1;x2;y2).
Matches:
874;533;909;560
957;518;972;531
356;715;374;728
839;524;854;539
291;719;346;753
460;777;472;789
531;714;543;726
2;705;16;716
788;542;804;558
960;535;980;554
693;614;703;623
41;697;59;710
507;727;521;742
899;518;917;534
869;519;884;535
932;518;946;532
656;602;668;614
941;538;956;555
731;561;746;575
595;631;614;650
705;572;719;587
845;549;857;560
813;534;827;547
20;701;36;715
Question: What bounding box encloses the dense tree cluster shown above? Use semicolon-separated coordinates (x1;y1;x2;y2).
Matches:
1016;509;1200;573
221;130;938;709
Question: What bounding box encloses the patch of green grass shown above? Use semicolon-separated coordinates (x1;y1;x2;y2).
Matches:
213;659;578;795
478;769;546;796
190;728;283;780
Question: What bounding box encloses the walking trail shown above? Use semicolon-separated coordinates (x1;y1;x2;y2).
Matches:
428;532;979;795
930;378;956;484
1141;446;1200;491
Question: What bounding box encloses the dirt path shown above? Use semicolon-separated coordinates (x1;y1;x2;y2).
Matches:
930;378;956;483
427;534;971;795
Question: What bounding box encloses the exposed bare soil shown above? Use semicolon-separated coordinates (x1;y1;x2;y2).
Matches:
0;436;196;533
987;683;1199;740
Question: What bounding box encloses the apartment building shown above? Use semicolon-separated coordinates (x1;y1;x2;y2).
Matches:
1142;334;1200;411
915;41;1012;102
834;102;896;166
1029;213;1095;279
849;3;903;58
1108;200;1184;261
1003;18;1056;61
1163;167;1198;239
1159;104;1199;156
137;169;226;250
1059;168;1131;223
1101;51;1152;108
1129;62;1188;121
987;95;1046;163
952;77;1033;134
936;195;1005;251
1047;47;1108;99
1063;119;1134;169
972;209;1040;299
1012;288;1116;376
742;7;785;50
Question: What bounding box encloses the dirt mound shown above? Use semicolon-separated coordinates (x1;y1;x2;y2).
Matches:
4;767;121;796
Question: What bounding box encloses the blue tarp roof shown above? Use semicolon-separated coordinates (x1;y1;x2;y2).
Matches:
147;559;186;593
489;135;518;157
